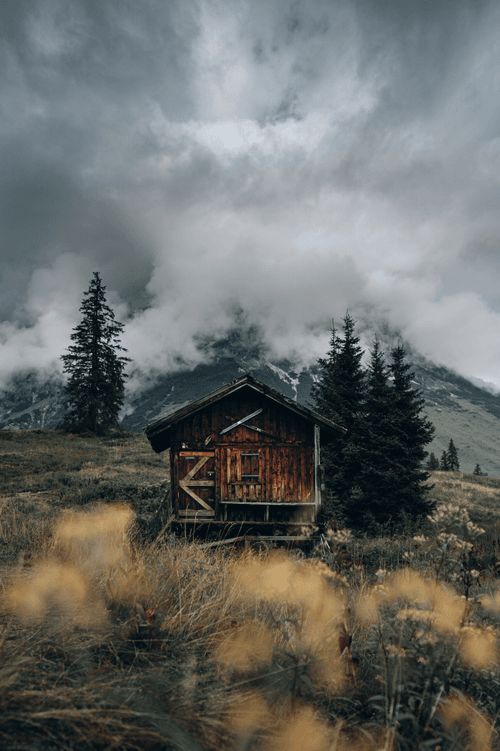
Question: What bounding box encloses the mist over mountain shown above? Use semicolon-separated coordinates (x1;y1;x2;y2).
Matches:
1;326;500;477
2;0;500;399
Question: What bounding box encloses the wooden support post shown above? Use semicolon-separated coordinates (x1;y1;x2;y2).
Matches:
314;424;321;520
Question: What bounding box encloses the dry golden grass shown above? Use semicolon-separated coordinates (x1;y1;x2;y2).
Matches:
2;430;500;749
425;471;500;543
2;504;500;750
427;470;500;508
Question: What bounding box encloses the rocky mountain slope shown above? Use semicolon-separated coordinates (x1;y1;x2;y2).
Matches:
0;372;66;431
409;361;500;477
1;333;500;476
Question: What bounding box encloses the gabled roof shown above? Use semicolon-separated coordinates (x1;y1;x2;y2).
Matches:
144;373;345;453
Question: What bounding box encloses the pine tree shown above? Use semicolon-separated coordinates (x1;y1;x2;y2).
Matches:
473;463;482;476
61;272;131;435
312;325;436;529
440;450;450;471
346;339;400;526
330;313;366;436
310;313;364;434
386;345;436;520
310;313;365;518
426;452;440;471
310;321;342;425
446;438;460;472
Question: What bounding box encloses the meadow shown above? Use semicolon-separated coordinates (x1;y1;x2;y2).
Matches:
1;428;500;750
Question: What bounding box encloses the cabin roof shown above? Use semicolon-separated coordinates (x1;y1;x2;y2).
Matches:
143;373;345;453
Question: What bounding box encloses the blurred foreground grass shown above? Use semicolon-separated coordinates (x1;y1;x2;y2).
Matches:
1;429;500;750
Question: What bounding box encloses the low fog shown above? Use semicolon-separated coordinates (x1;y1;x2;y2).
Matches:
1;0;500;391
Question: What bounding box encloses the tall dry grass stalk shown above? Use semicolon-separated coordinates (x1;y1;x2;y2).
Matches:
1;496;500;749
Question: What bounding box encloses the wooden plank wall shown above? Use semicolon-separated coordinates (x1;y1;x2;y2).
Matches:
216;445;314;502
170;389;316;514
170;392;314;447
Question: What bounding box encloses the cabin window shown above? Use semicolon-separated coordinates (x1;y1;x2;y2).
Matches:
241;453;260;480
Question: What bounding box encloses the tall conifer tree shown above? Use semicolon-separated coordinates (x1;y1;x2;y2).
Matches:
387;345;435;519
331;313;366;435
446;438;460;471
310;321;342;424
61;272;131;434
346;340;400;526
440;450;450;471
312;323;436;529
311;313;365;518
426;453;440;471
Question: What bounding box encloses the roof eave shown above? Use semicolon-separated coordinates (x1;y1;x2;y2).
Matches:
143;374;345;450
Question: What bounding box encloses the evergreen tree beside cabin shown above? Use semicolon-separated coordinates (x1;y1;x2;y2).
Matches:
345;340;401;526
312;318;435;529
310;313;366;522
60;272;131;435
387;344;435;521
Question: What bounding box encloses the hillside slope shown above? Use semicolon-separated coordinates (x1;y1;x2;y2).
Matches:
1;349;499;476
411;361;500;477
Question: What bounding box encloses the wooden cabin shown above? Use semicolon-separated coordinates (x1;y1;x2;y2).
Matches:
144;374;344;530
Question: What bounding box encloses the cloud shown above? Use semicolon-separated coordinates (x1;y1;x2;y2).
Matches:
1;0;500;390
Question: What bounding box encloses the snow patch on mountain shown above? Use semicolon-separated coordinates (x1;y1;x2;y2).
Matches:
265;362;300;401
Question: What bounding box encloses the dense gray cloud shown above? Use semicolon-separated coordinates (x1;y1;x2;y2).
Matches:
1;0;500;390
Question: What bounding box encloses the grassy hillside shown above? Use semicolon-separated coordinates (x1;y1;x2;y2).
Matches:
1;429;500;750
0;428;169;563
424;400;500;478
427;470;500;526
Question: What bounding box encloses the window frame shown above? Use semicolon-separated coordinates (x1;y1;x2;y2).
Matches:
240;452;260;480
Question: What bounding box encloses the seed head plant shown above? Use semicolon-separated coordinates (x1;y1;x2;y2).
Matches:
2;471;500;750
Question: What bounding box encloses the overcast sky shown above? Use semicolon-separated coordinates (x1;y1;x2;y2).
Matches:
1;0;500;391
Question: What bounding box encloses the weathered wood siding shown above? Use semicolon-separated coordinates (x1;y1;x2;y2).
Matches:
169;389;316;521
170;391;314;447
215;445;313;502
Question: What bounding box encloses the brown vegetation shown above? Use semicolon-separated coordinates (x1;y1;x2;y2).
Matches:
1;429;500;749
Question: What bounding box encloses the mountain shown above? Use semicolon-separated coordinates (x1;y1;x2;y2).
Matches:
1;332;500;476
0;372;66;431
408;361;500;477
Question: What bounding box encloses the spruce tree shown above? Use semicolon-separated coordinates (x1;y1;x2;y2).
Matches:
440;450;450;471
310;313;365;523
310;313;364;434
61;272;131;435
473;463;482;476
310;321;342;425
312;325;436;529
387;345;435;520
330;313;366;436
446;438;460;471
346;340;400;526
426;452;440;471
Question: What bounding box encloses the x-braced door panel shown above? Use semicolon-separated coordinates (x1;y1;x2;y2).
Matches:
178;451;215;516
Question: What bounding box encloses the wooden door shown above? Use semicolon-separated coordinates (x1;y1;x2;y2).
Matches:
178;451;215;516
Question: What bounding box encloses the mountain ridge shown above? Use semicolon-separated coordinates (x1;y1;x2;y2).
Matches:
1;348;500;476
